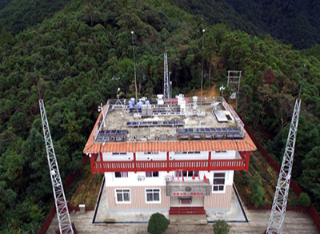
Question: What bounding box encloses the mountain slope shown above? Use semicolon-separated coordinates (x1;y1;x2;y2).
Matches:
0;0;69;34
225;0;320;49
0;0;320;233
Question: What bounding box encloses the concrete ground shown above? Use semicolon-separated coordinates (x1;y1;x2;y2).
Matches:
46;209;319;234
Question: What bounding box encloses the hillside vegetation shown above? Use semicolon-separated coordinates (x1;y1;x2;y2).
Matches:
225;0;320;49
0;0;320;232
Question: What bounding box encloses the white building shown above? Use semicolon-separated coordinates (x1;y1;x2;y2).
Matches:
83;96;256;215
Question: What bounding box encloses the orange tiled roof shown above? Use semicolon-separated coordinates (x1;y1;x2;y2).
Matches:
83;109;257;154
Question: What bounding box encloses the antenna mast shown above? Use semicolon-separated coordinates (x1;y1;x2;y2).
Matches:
39;100;74;234
266;66;305;234
164;52;169;100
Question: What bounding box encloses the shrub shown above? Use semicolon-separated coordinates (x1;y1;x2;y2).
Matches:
213;219;230;234
147;213;170;234
242;173;251;186
250;173;265;208
299;193;311;207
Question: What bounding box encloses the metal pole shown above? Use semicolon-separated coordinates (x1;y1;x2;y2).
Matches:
201;29;205;113
131;31;137;101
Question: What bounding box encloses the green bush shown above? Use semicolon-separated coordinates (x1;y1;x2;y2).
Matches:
213;219;230;234
242;173;251;186
299;193;311;207
147;213;170;234
250;173;265;208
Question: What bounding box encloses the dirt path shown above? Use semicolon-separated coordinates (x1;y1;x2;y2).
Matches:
187;84;220;98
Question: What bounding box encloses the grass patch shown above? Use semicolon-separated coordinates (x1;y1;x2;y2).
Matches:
67;165;103;208
235;151;301;207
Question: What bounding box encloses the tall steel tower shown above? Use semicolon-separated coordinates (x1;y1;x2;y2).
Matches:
39;99;74;234
164;53;169;100
266;97;302;234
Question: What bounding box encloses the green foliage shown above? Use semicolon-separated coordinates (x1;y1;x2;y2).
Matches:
250;173;265;208
225;0;320;49
0;0;319;230
299;193;311;207
147;213;170;234
242;173;251;186
213;219;230;234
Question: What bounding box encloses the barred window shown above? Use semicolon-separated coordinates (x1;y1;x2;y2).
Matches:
116;189;130;203
146;189;160;203
213;172;225;192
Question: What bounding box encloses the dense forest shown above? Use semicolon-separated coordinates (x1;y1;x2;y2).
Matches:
0;0;320;233
225;0;320;49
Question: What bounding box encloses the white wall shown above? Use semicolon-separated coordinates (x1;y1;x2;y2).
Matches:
210;151;236;160
136;152;167;161
169;151;208;160
103;152;134;161
104;170;234;187
102;150;237;161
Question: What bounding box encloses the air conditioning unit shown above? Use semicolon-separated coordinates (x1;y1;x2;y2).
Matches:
165;175;172;181
137;175;145;181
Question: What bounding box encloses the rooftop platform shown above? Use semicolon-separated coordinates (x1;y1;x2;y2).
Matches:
83;96;256;155
94;96;244;143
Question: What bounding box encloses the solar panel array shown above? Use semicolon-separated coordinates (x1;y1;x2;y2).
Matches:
176;127;243;140
126;121;184;127
96;129;128;142
153;110;181;115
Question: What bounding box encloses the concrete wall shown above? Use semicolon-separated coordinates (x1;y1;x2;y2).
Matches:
102;150;237;162
136;151;167;161
102;152;134;161
107;186;170;210
204;185;233;209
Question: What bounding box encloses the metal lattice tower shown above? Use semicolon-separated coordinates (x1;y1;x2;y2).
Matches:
227;70;242;109
266;98;302;234
39;100;74;234
164;53;169;100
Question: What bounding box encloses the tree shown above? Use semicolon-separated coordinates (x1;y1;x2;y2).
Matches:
300;146;320;210
213;219;230;234
299;193;311;207
147;213;170;234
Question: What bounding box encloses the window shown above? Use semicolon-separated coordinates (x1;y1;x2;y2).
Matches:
144;152;159;154
116;189;130;203
146;171;159;177
146;189;160;203
187;171;199;177
213;172;225;192
176;171;199;177
115;172;128;178
175;151;201;154
112;152;127;155
215;151;227;153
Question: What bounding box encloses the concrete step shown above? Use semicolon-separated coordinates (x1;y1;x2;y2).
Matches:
169;215;208;225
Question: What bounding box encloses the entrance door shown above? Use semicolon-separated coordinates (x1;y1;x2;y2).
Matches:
179;196;192;205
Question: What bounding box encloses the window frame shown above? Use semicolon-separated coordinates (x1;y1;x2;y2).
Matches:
144;152;159;155
145;188;161;203
213;172;226;193
112;152;127;155
146;171;159;177
115;172;129;178
175;151;201;155
115;189;131;203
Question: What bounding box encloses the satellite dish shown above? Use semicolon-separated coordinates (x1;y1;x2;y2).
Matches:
219;86;225;91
